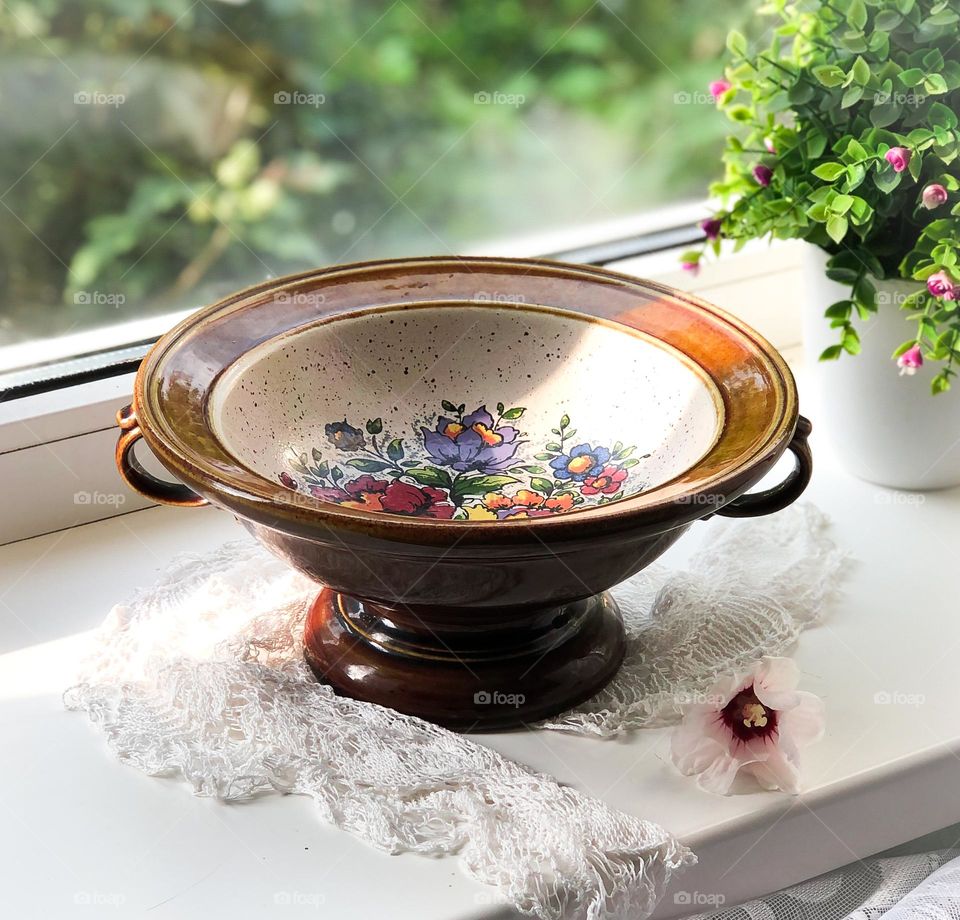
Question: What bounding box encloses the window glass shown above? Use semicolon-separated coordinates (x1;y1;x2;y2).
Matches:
0;0;749;364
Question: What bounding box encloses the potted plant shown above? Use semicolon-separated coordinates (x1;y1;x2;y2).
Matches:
686;0;960;489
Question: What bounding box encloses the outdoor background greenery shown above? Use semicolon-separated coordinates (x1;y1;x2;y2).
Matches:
0;0;750;347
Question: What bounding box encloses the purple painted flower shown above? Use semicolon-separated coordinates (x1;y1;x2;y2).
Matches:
700;217;722;240
279;472;298;489
897;344;923;376
421;406;521;473
753;164;773;187
884;147;911;173
550;443;611;482
921;183;948;210
927;271;956;300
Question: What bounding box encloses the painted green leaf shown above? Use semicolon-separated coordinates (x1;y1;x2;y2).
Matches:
529;477;554;496
441;400;457;413
365;418;383;435
404;467;453;489
386;438;404;462
559;414;570;429
501;407;525;420
452;475;517;499
345;458;391;473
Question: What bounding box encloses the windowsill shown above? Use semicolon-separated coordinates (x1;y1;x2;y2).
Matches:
3;423;960;918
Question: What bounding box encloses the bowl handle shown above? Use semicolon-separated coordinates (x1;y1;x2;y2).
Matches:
115;405;208;507
715;416;813;519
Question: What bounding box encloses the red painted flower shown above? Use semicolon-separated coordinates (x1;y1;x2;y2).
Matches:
580;464;627;496
311;474;455;519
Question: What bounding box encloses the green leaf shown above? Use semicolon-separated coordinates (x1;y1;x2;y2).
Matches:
831;194;855;214
874;9;902;29
812;162;846;181
824;300;854;319
897;68;926;88
812;64;845;87
546;442;561;451
726;29;747;57
451;475;517;499
441;400;457;413
501;407;525;420
529;477;554;496
850;56;871;86
345;458;392;473
559;414;570;429
365;418;383;435
826;214;849;243
842;326;862;355
386;438;404;462
870;101;902;127
873;167;902;193
841;84;863;108
534;452;555;461
848;0;868;30
404;467;453;489
924;73;949;95
929;102;959;130
819;344;844;361
806;132;829;158
312;448;323;463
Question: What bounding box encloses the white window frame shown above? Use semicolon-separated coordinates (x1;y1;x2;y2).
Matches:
0;207;807;545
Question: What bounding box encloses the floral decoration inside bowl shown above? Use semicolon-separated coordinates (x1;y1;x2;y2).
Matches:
210;300;723;521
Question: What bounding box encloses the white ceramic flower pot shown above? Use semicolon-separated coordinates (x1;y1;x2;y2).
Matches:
802;245;960;490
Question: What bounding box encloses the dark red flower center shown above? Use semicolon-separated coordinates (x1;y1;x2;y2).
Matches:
720;685;778;743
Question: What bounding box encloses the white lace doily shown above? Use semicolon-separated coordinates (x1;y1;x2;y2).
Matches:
65;503;843;920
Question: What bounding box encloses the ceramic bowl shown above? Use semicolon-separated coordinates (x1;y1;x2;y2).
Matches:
116;257;812;730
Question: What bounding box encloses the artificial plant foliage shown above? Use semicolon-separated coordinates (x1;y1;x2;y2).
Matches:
689;0;960;393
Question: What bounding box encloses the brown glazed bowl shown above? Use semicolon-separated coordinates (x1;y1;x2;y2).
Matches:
116;256;812;730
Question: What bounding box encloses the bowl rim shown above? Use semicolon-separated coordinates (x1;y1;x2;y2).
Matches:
133;255;799;541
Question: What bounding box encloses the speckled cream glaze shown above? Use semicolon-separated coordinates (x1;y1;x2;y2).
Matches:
209;301;723;520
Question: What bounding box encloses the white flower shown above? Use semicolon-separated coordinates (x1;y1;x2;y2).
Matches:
670;657;824;795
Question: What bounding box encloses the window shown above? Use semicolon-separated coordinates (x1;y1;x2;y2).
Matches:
0;0;751;378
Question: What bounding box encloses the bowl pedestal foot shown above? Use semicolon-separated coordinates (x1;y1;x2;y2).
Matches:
303;587;625;732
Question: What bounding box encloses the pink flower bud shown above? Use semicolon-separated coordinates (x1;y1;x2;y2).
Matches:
884;146;911;173
764;136;776;154
753;164;773;186
699;218;722;240
708;79;731;100
682;261;700;276
927;271;956;300
921;183;948;209
897;344;923;376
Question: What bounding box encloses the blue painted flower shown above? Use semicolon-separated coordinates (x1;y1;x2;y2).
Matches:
550;443;611;482
421;406;521;474
325;419;365;451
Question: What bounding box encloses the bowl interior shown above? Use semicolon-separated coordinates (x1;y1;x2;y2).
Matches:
208;301;722;521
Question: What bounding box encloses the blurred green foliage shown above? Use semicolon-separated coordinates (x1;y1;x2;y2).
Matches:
0;0;750;344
